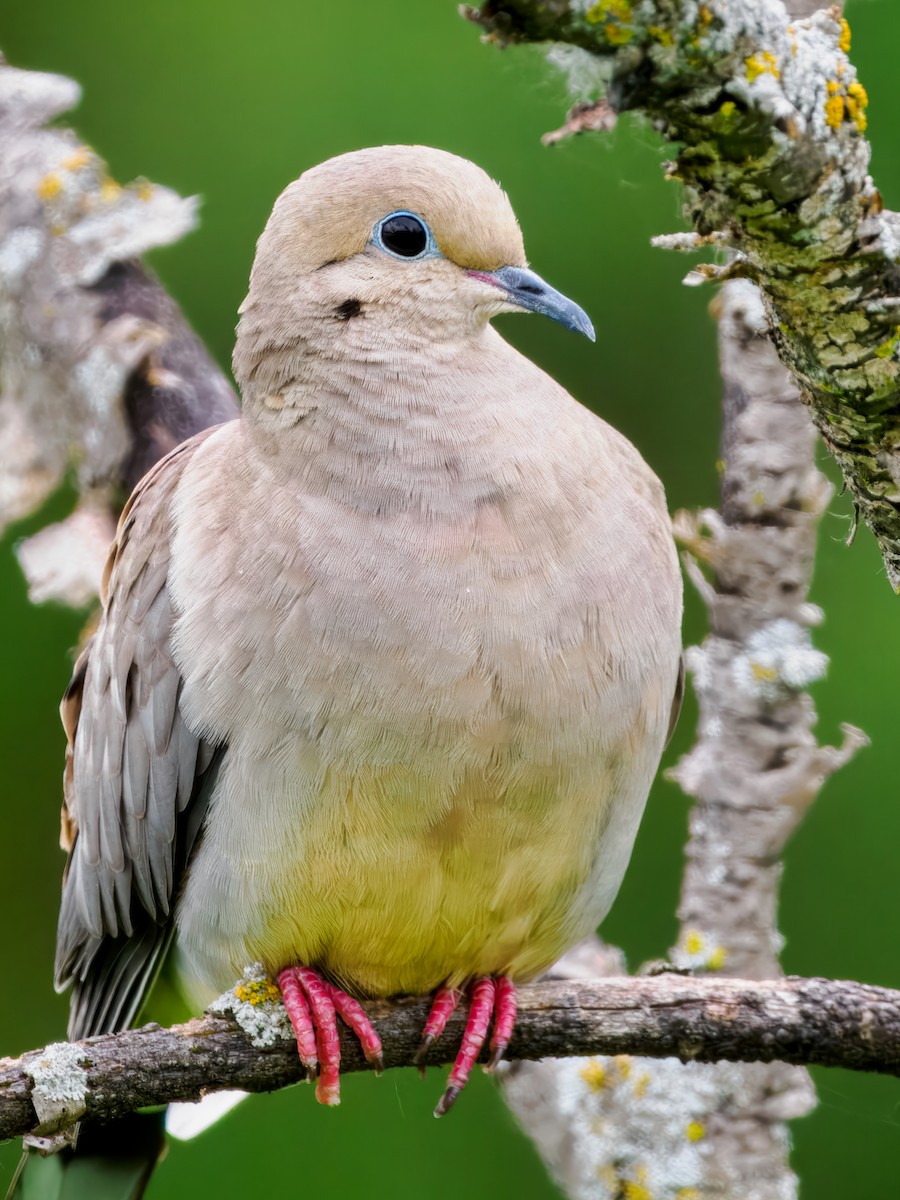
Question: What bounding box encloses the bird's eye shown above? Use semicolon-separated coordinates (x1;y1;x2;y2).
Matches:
377;212;430;259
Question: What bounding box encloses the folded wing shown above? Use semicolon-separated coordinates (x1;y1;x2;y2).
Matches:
55;430;223;1040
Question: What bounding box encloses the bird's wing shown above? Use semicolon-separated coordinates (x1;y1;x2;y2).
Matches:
55;428;224;1041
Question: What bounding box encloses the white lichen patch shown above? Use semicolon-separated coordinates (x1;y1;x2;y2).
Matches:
733;619;828;701
0;228;45;287
25;1041;89;1132
506;1052;810;1200
16;506;117;606
209;964;292;1048
550;0;869;180
672;927;727;972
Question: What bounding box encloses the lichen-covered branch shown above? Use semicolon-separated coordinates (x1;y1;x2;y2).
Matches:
0;52;238;606
467;0;900;591
2;972;900;1145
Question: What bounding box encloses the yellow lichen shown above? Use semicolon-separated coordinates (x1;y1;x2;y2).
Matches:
696;5;713;35
874;327;900;360
614;1054;633;1080
846;80;869;132
827;80;841;95
37;173;62;200
605;22;634;45
100;177;122;202
137;180;155;201
839;17;852;54
687;1120;706;1143
634;1071;651;1098
579;1059;608;1092
684;929;705;956
707;945;727;971
745;51;780;83
61;146;91;171
750;661;778;681
824;93;845;130
648;25;674;47
585;0;632;24
676;1191;700;1200
623;1176;652;1200
235;977;281;1006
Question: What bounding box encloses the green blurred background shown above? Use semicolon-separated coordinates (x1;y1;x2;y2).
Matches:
2;2;899;1195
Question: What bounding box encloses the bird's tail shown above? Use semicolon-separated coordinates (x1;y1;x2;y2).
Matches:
6;1112;165;1200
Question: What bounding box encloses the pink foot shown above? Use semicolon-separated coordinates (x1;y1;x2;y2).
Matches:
426;975;517;1117
489;975;517;1069
277;966;383;1106
413;986;460;1078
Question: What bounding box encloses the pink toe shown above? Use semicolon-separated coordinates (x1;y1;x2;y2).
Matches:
295;968;342;1106
327;983;384;1071
488;976;517;1069
436;977;497;1116
422;986;461;1044
277;967;318;1075
414;986;461;1073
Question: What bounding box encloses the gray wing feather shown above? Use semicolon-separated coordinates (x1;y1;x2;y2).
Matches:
55;429;223;1041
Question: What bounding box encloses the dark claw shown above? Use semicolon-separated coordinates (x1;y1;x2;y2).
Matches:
413;1033;434;1079
434;1085;461;1118
487;1041;508;1071
371;1053;385;1077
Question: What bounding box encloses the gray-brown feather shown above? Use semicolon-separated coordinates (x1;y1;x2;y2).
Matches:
55;431;222;1040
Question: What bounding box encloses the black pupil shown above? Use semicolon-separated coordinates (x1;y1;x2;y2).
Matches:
380;214;428;257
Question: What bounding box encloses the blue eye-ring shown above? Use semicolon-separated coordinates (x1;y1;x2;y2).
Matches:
373;211;438;260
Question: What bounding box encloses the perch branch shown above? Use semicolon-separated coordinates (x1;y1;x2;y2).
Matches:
3;973;900;1144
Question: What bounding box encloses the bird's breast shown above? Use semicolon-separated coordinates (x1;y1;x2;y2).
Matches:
168;419;681;1001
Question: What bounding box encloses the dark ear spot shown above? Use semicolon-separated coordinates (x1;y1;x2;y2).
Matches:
335;298;362;321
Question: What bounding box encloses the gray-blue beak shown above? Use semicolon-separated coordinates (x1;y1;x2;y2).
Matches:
472;265;595;341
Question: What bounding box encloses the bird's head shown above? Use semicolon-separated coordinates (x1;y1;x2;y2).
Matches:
234;145;593;404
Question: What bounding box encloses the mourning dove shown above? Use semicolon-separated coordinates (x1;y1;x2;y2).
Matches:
14;145;682;1195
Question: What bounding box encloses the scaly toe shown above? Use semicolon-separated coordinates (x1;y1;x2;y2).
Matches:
433;977;496;1117
415;986;460;1078
277;967;318;1079
487;976;517;1072
326;982;384;1074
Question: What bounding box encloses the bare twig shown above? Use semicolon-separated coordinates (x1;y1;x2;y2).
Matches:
3;973;900;1144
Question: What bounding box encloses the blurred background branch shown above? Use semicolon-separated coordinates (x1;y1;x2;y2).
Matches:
0;52;237;607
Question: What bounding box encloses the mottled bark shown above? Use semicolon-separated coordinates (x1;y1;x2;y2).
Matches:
467;0;900;591
3;973;900;1145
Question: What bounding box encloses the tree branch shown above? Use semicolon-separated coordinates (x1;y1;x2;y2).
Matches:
2;973;899;1144
467;0;900;591
0;52;238;607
